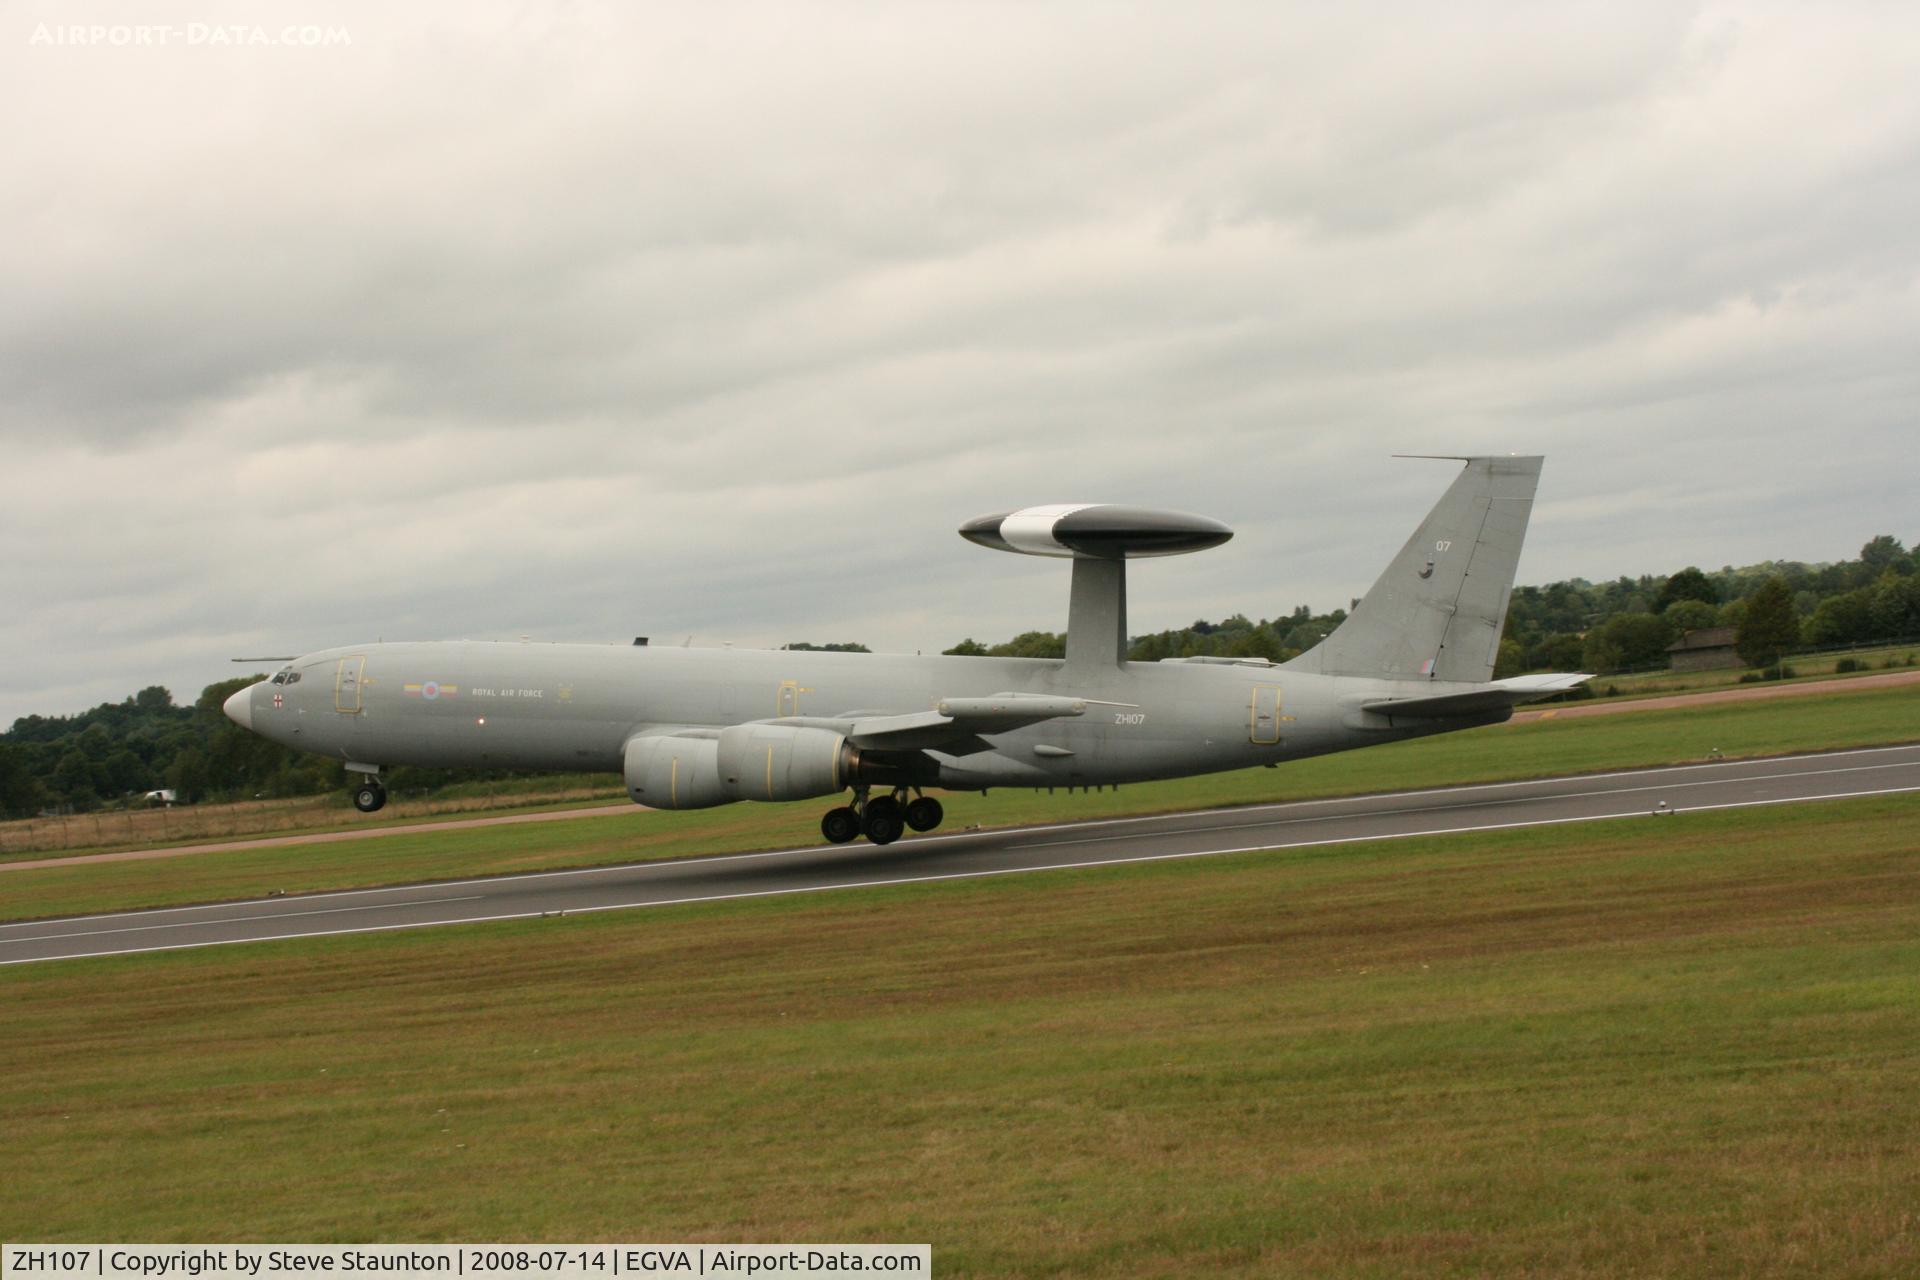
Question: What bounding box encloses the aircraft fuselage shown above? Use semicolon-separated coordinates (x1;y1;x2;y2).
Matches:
233;640;1494;791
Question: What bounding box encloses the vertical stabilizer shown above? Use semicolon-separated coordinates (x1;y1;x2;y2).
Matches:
1285;456;1542;683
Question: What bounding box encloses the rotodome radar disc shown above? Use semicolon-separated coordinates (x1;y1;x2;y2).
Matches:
958;504;1233;559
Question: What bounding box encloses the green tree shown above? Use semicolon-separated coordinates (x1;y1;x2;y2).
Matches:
1867;572;1920;638
1581;613;1673;673
51;748;100;808
990;631;1066;659
103;748;146;798
1805;590;1873;646
1525;632;1586;672
1225;629;1286;662
76;722;113;762
1736;576;1799;669
1662;599;1719;633
1656;566;1718;611
942;639;989;656
0;742;47;818
1860;535;1907;574
166;746;211;804
1492;637;1526;679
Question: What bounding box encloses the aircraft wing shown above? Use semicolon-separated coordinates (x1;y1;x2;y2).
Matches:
770;693;1091;755
1358;672;1592;720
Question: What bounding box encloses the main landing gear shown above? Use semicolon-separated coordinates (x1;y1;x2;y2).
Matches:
352;778;388;813
820;788;945;846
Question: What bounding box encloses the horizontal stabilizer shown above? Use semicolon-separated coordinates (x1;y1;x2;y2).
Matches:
1360;672;1592;720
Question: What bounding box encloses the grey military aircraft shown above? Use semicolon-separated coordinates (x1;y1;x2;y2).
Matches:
224;456;1587;846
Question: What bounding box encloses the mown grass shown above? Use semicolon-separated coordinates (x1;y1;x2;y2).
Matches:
4;795;1917;1276
1586;642;1920;699
0;774;627;860
4;681;1917;923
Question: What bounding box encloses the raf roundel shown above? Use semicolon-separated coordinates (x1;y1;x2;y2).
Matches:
958;504;1233;559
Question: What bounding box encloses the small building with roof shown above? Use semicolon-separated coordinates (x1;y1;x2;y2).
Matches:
1668;626;1739;672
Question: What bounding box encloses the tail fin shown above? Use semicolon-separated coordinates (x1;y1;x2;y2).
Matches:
1285;455;1542;683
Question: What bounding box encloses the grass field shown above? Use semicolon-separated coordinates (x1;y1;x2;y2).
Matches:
0;774;627;859
4;793;1916;1276
5;680;1918;923
1583;642;1920;699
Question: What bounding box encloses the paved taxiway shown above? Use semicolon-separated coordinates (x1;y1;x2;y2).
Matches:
5;744;1918;966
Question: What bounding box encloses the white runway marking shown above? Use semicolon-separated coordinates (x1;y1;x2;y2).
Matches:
1004;758;1917;850
14;895;487;944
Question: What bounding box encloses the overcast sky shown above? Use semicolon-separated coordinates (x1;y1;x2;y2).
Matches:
4;1;1917;725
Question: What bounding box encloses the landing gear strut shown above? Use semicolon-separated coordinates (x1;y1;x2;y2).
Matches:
822;788;943;846
352;779;388;813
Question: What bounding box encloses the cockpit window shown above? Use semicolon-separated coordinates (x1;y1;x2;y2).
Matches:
285;672;301;684
271;667;298;685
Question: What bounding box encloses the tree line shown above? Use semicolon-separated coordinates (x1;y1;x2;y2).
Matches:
942;534;1920;677
0;675;346;819
5;535;1914;818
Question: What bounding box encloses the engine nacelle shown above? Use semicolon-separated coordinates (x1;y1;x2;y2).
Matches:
625;725;856;809
716;724;850;802
624;734;728;809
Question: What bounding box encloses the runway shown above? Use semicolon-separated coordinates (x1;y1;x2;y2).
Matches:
5;744;1918;966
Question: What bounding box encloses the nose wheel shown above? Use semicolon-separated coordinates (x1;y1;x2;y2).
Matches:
822;790;944;845
352;779;388;813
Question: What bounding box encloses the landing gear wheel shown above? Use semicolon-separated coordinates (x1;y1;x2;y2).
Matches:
904;796;944;832
352;781;387;813
821;806;860;844
861;796;905;846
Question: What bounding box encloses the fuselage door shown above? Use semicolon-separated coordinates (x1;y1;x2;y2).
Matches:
335;656;366;714
776;680;804;718
1250;683;1282;744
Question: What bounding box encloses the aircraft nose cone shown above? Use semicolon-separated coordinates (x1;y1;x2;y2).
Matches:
223;685;255;731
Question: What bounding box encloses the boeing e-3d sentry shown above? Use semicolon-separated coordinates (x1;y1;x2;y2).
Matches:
224;456;1588;846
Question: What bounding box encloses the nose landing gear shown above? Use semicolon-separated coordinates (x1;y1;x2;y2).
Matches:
823;788;945;845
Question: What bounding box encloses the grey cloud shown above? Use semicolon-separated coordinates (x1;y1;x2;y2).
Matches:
4;1;1918;723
